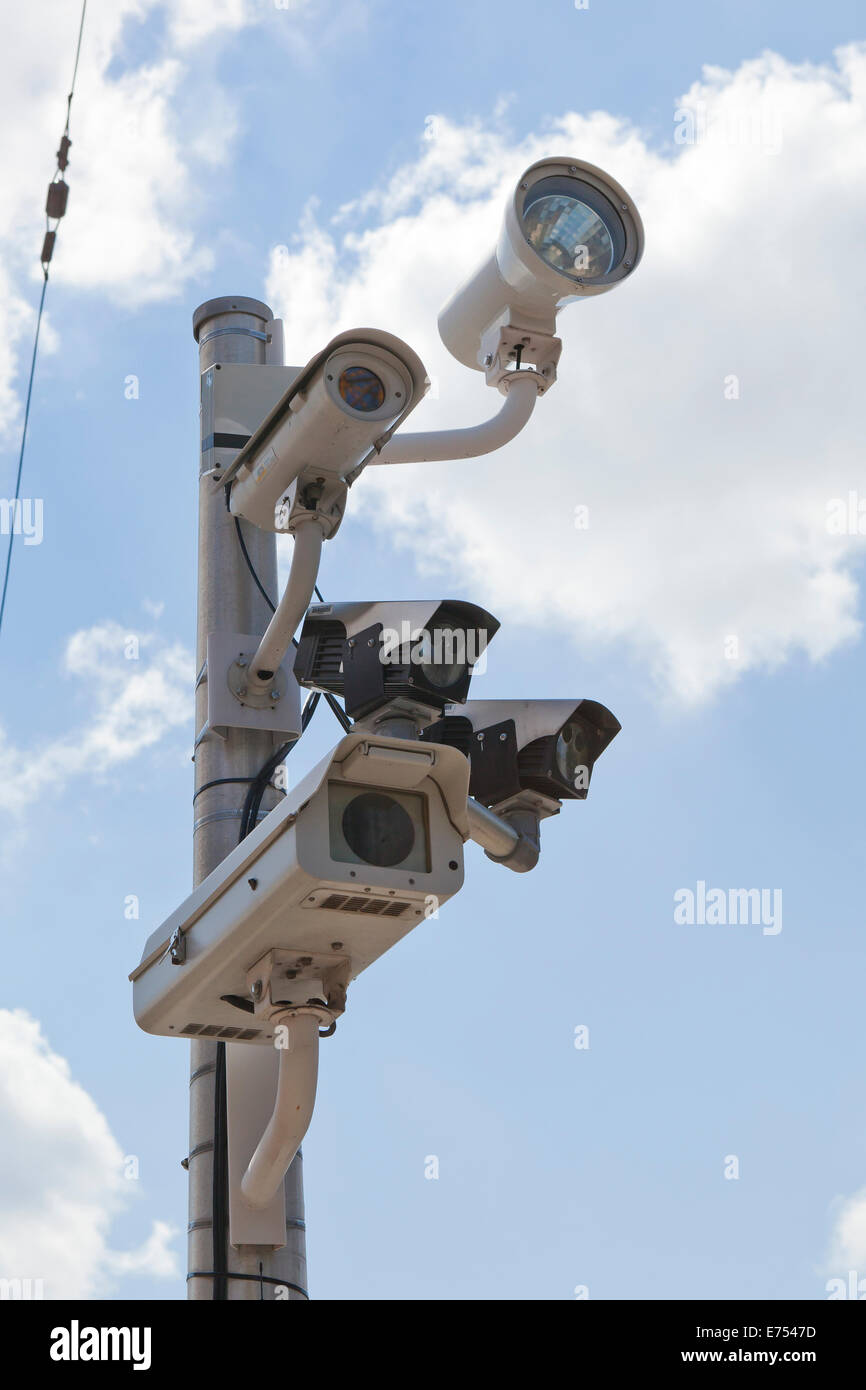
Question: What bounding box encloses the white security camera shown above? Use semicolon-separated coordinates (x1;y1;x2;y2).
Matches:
438;156;644;381
422;697;621;811
130;732;471;1045
131;731;472;1211
293;599;500;723
222;329;429;533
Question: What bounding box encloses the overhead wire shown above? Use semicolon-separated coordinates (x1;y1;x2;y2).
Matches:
0;1;87;642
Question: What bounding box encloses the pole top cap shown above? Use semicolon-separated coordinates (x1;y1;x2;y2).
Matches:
193;297;274;341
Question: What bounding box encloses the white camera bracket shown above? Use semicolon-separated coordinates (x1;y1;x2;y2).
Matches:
245;947;351;1028
275;469;347;540
480;324;562;395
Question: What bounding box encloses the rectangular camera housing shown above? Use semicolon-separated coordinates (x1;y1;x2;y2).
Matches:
421;698;621;807
293;599;499;719
130;735;470;1045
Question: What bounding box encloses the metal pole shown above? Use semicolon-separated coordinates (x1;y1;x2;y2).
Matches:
188;296;308;1302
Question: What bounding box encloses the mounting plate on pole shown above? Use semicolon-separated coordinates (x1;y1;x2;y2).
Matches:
226;1045;287;1249
207;631;302;737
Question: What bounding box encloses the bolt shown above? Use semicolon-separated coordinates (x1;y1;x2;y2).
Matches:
499;732;507;742
519;181;527;189
270;689;280;700
237;656;247;668
367;639;374;647
483;354;493;366
624;261;633;269
251;980;263;999
568;165;577;173
476;732;484;741
621;203;628;212
331;941;343;950
348;639;356;648
248;878;258;890
238;687;247;697
285;969;297;979
297;956;313;967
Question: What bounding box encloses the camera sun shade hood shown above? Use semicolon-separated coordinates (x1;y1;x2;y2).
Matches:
215;328;430;493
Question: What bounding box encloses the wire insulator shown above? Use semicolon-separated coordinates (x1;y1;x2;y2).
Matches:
46;179;69;219
56;134;72;170
40;231;56;267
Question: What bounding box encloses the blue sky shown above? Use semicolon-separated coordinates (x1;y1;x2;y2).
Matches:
1;0;865;1300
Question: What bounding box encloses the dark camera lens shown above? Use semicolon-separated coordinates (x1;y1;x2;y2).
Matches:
341;792;415;867
338;366;386;412
555;721;591;784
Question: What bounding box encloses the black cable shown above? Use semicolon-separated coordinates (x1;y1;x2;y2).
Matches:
187;1271;309;1299
65;3;88;134
192;775;257;802
212;1042;228;1301
323;688;352;733
239;739;293;843
237;692;322;842
0;1;86;644
233;515;276;615
0;277;48;637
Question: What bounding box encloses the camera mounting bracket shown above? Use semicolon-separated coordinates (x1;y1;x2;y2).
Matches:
480;324;562;394
206;630;302;736
275;468;347;540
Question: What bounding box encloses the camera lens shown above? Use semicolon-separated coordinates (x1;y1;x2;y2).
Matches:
341;791;416;867
338;366;386;412
555;722;591;784
521;176;625;281
415;626;468;690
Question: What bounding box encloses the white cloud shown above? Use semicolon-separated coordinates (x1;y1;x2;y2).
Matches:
0;0;267;442
825;1188;866;1274
266;46;866;704
0;1009;179;1298
0;621;192;818
169;0;312;49
104;1220;179;1279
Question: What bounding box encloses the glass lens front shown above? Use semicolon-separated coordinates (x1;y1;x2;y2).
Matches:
523;193;615;278
338;366;386;412
555;722;592;784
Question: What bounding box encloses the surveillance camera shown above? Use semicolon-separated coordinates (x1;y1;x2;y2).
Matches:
438;156;644;374
293;600;500;723
421;697;621;809
222;328;429;532
130;733;472;1043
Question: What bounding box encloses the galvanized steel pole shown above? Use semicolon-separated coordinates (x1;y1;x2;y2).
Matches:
188;297;307;1302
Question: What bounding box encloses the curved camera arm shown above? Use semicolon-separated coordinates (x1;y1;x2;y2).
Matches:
370;371;539;466
247;516;325;691
240;1011;320;1211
